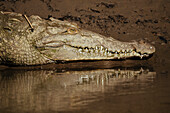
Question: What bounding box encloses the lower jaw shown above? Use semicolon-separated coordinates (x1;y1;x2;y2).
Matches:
74;52;149;60
59;54;150;61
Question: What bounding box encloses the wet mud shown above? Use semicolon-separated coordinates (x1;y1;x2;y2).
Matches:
0;0;170;113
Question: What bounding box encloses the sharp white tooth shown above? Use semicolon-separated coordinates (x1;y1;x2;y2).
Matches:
115;51;118;54
122;53;126;58
100;46;104;50
105;48;108;52
140;55;143;59
124;50;127;53
79;48;82;51
122;49;125;53
118;53;122;59
129;49;133;53
108;52;112;56
78;48;83;53
90;48;94;53
95;46;98;50
117;50;120;53
85;48;89;52
104;51;107;56
120;53;124;57
144;54;149;57
63;45;66;49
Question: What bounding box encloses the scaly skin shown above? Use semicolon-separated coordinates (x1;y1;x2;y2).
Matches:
0;11;155;65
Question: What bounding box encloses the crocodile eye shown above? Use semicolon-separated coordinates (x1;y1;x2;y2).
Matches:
67;28;78;34
139;40;145;44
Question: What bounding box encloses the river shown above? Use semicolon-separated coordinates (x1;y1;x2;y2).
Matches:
0;61;169;113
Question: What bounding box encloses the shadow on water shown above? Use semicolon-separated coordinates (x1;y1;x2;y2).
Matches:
0;62;156;113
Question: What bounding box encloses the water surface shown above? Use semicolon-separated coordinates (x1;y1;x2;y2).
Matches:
0;63;169;113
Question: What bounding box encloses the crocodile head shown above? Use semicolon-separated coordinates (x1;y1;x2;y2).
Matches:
0;11;155;65
36;19;155;61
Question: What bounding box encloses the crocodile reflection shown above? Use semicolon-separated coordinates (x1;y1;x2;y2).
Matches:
0;68;156;111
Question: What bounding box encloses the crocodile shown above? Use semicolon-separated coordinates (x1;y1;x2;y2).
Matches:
0;11;155;65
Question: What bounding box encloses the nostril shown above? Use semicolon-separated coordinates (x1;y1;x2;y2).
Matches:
139;40;145;44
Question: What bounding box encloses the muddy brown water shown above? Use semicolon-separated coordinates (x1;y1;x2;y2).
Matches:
0;0;170;113
0;60;169;113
